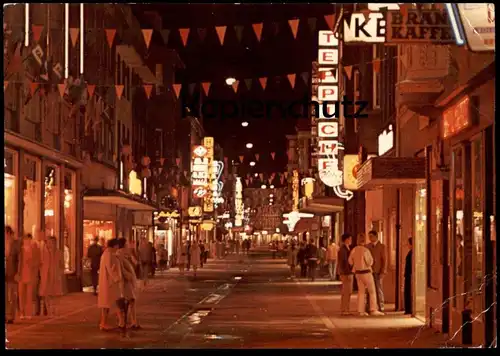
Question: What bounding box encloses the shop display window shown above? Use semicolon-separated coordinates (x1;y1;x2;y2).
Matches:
23;155;41;237
63;170;76;274
471;137;484;296
83;220;114;270
452;147;464;307
4;150;18;231
44;165;59;243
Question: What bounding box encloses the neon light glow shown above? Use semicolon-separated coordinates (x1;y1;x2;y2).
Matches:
235;177;243;227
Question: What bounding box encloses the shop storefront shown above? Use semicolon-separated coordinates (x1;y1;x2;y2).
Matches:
153;210;180;264
4;133;83;293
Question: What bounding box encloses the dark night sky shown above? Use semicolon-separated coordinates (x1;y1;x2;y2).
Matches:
132;4;337;177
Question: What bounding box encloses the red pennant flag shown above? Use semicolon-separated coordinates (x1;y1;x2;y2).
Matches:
324;14;336;31
259;77;267;90
160;158;165;166
255;153;260;161
32;25;43;43
105;29;116;48
239;155;244;163
143;84;153;99
284;172;289;178
280;176;285;184
232;80;239;93
202;82;211;96
142;29;153;49
259;173;264;181
400;4;409;18
70;28;79;47
288;19;299;39
176;157;181;166
173;84;182;99
4;81;8;90
87;84;96;98
215;26;227;45
57;83;66;98
271;152;276;160
115;85;124;99
308;168;313;176
179;28;190;46
344;66;353;80
245;179;249;186
373;59;381;73
30;82;38;97
250;177;253;183
252;23;263;42
287;74;296;89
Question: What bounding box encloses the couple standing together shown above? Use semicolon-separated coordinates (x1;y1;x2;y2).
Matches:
338;230;386;316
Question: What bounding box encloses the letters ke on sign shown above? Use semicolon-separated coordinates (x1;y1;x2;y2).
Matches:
344;12;386;43
441;96;472;139
457;3;495;52
385;10;454;44
191;145;209;198
378;125;394;156
203;137;215;212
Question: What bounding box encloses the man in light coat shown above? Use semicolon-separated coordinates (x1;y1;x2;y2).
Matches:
367;230;387;313
327;238;339;281
98;238;122;331
5;226;20;324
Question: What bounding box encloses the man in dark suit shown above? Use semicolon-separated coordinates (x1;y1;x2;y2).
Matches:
404;237;413;315
337;233;354;315
305;238;318;281
5;226;21;324
87;237;103;295
367;230;387;313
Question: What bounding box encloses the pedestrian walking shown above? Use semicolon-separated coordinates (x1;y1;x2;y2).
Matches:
287;242;298;278
297;243;307;278
305;238;318;281
338;233;354;315
190;240;201;277
348;233;384;316
367;230;387;312
203;241;209;264
177;241;187;275
404;237;413;315
5;226;21;324
327;239;339;281
138;238;153;288
318;244;327;277
235;238;241;255
97;238;123;331
157;245;168;272
38;236;65;317
18;233;41;320
199;241;205;268
87;237;103;295
150;242;157;278
116;238;140;331
186;240;192;271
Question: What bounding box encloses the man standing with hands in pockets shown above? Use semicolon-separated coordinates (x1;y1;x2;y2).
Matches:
367;230;386;313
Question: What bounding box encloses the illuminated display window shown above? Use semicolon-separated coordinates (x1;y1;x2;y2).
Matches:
4;149;18;231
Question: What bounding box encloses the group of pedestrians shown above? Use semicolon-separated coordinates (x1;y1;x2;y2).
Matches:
5;226;65;324
176;239;208;277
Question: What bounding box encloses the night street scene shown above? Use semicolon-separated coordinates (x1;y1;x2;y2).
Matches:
3;2;497;350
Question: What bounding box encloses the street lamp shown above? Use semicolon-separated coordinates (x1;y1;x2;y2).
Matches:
270;185;274;189
246;143;253;149
254;173;258;177
241;121;249;127
261;184;267;189
269;194;274;197
226;77;236;85
249;161;256;167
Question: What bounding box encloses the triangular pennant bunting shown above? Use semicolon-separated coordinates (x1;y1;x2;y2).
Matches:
239;155;244;163
160;29;170;45
179;28;190;46
176;158;181;166
142;29;153;49
115;85;124;99
280;176;285;184
188;83;196;95
288;19;299;39
173;84;182;99
259;77;267;90
324;14;336;31
252;23;263;42
244;79;252;90
105;29;116;48
29;82;38;97
197;28;207;42
271;152;276;160
70;28;79;47
307;18;317;33
259;173;264;181
32;25;43;43
87;84;96;98
344;65;353;80
300;72;309;84
57;83;66;98
284;172;289;178
215;26;227;45
255;153;260;161
143;84;153;99
202;82;211;96
232;80;239;94
287;73;296;89
234;25;244;42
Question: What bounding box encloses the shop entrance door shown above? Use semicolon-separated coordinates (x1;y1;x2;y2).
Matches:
414;184;427;321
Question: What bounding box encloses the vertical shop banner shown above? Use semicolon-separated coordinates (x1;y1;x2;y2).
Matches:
191;145;209;199
203;137;215;212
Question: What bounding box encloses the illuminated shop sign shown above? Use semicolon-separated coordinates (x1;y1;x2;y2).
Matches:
378;124;394;156
343;154;377;190
128;170;142;196
188;206;202;217
343;12;387;43
191;145;209;198
202;137;214;212
314;30;353;201
154;211;180;220
211;160;225;207
234;177;244;227
455;3;495;52
441;96;473;139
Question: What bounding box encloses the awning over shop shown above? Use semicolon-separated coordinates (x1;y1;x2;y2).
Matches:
84;189;158;211
293;218;316;233
356;157;426;191
299;196;344;215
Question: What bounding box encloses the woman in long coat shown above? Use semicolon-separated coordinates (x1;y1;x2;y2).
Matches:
39;236;64;316
18;234;40;319
177;241;187;275
116;238;140;329
189;240;201;277
287;242;299;278
98;238;122;331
